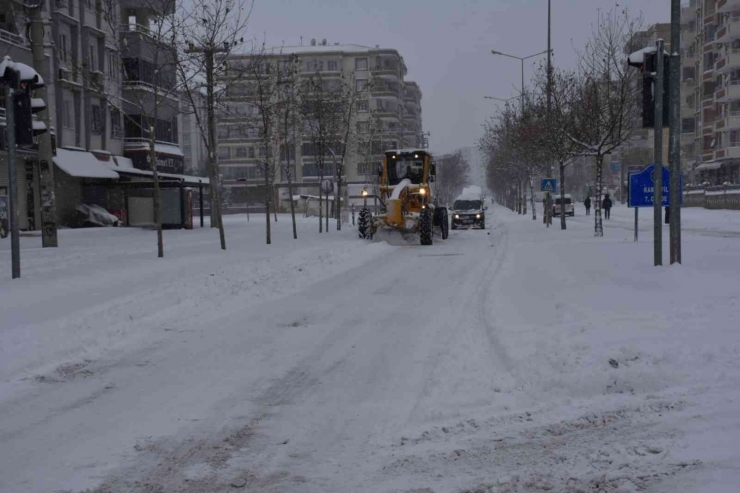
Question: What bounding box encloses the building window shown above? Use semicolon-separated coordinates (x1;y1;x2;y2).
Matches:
108;53;117;78
248;147;255;158
258;146;266;158
682;67;695;82
681;118;695;134
63;100;73;128
357;100;369;112
91;104;102;134
59;34;68;63
236;147;248;157
355;79;367;91
110;107;122;138
218;146;230;159
357;122;369;133
355;58;368;71
328;60;339;71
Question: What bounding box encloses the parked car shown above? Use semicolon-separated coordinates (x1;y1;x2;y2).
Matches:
552;194;575;217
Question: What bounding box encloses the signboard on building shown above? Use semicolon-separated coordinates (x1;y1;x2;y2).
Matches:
130;152;185;175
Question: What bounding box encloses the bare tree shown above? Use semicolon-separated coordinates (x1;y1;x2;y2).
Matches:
243;45;283;244
178;0;254;250
570;6;642;236
274;53;301;239
99;0;189;257
535;67;582;229
480;100;546;220
298;71;345;233
435;151;470;207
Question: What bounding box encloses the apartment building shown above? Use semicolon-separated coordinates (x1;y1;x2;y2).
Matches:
219;41;424;209
690;0;740;184
1;0;206;230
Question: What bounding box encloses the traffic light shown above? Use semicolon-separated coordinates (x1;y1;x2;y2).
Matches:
628;47;669;128
0;57;46;146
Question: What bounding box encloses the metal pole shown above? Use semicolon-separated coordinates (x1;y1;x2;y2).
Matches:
6;85;21;278
669;0;682;264
30;5;58;248
521;58;525;114
635;207;638;242
199;183;204;227
654;39;664;267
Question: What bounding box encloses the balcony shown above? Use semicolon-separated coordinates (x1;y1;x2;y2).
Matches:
719;142;740;158
715;49;740;73
717;0;740;14
723;112;740;130
0;28;26;47
717;80;740;101
119;0;175;16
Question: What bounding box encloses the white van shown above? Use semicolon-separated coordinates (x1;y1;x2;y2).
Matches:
552;194;575;217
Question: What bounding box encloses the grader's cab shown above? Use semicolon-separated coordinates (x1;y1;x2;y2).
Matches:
357;149;449;245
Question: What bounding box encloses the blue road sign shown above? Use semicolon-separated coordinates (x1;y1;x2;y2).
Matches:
628;165;683;208
541;178;557;193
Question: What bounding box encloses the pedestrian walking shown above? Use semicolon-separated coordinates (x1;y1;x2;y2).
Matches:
602;194;613;220
584;196;591;216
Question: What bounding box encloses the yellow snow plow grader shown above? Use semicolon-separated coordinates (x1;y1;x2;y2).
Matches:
358;149;449;245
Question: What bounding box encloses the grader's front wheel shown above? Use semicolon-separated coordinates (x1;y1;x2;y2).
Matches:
420;208;433;245
358;208;372;239
440;208;449;239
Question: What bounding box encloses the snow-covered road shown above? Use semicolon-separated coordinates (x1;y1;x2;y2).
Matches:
1;208;739;493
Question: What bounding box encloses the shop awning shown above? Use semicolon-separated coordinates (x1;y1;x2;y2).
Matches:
53;148;120;179
695;161;722;171
109;163;209;186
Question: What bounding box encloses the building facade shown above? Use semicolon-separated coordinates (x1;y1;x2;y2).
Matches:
688;0;740;184
1;0;206;230
219;41;423;210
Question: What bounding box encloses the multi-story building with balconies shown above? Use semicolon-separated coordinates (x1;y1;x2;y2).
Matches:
219;41;423;209
691;0;740;184
2;0;206;230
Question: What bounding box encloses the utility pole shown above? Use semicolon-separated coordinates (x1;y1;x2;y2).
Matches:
546;0;553;227
669;0;682;264
187;44;227;250
4;84;21;278
29;5;58;247
654;39;664;267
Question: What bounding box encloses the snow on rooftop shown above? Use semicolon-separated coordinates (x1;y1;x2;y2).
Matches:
256;44;392;56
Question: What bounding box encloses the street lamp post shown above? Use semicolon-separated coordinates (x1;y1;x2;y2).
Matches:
490;49;550;114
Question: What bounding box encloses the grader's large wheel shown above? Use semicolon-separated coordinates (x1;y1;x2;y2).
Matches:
420;208;433;245
358;208;372;239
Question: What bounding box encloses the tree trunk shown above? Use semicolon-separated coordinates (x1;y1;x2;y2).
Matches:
530;178;536;220
287;165;297;239
273;184;278;222
325;192;329;232
523;179;527;215
560;162;566;230
319;184;323;233
265;165;271;244
594;154;604;237
150;132;163;258
336;164;342;231
206;51;226;249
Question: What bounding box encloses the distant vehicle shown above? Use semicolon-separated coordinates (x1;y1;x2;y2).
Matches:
451;186;486;229
552;194;575;217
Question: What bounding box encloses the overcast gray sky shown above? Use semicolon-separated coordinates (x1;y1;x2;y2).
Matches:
247;0;670;154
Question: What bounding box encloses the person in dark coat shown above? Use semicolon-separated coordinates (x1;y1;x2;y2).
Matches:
602;194;613;220
584;196;592;215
